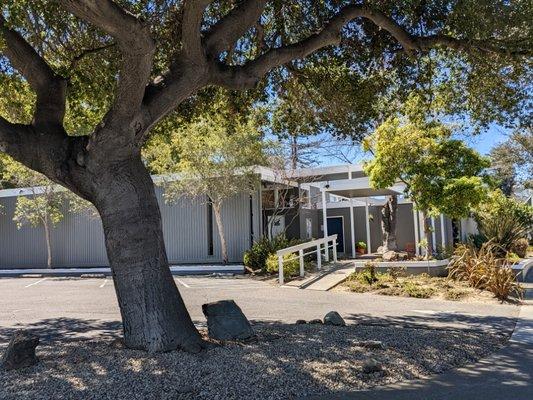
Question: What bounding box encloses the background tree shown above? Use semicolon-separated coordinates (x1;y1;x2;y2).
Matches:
1;156;93;268
489;127;533;197
363;95;489;257
147;113;267;264
0;0;530;352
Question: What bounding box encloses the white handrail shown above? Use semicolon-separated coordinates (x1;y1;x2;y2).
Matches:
276;234;338;284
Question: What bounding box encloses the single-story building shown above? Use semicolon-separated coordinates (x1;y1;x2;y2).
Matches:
0;164;462;269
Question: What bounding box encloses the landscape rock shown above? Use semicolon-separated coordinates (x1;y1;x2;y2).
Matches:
323;311;346;326
202;300;254;341
362;358;382;373
1;330;39;370
356;340;386;350
308;319;323;324
295;320;307;324
382;251;409;261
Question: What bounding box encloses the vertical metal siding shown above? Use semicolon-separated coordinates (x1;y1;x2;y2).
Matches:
0;186;255;268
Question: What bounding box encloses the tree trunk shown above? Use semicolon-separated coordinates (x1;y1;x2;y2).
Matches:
380;195;398;252
91;156;203;353
423;216;432;260
212;202;228;264
43;215;52;269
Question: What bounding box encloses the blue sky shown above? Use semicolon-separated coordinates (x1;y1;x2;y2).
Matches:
315;122;510;166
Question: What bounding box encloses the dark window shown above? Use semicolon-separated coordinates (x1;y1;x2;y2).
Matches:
207;198;214;256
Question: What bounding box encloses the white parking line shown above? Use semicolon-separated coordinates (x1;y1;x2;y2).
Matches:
175;278;190;288
99;279;108;288
24;277;48;288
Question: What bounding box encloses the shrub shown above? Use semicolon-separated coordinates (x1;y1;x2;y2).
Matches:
512;238;529;258
387;266;407;281
265;253;300;278
448;242;523;301
243;234;300;272
444;289;469;301
475;191;533;255
357;262;378;285
467;233;487;249
401;281;435;298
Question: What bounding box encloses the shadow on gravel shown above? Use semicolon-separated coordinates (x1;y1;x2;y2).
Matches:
0;319;515;400
344;312;518;337
0;317;122;343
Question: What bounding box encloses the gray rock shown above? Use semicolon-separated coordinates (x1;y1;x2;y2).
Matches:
295;320;307;324
1;331;39;370
308;319;323;324
202;300;254;341
383;251;409;261
323;311;345;326
362;358;382;373
356;340;386;350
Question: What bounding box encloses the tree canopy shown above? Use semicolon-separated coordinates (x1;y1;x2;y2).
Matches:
363;95;490;219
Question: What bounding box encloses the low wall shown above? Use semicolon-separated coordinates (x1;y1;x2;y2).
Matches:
353;259;450;277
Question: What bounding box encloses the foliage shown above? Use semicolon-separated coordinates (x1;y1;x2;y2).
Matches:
150;113;268;205
356;241;367;249
401;281;435;299
448;243;523;301
363;94;490;220
467;233;488;249
243;235;301;273
512;238;529;258
489;128;533;195
265;253;300;278
475;190;533;255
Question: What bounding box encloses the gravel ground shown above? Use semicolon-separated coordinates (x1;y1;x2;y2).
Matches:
0;322;509;400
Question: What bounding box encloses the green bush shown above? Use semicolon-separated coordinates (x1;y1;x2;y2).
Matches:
265;253;300;278
475;191;533;255
243;234;300;272
401;281;435;298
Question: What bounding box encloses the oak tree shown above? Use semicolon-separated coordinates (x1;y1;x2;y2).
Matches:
0;1;530;352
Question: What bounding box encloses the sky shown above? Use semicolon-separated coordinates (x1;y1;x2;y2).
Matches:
315;122;512;167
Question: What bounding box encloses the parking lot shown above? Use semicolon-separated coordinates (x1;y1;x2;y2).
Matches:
0;275;521;343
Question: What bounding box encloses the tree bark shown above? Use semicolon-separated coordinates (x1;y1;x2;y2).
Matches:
43;215;52;269
212;202;228;264
90;156;203;353
380;195;398;252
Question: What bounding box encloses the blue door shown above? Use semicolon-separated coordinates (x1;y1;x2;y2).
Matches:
327;217;344;253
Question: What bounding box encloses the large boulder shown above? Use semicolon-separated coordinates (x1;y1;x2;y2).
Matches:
1;331;39;370
324;311;346;326
202;300;254;341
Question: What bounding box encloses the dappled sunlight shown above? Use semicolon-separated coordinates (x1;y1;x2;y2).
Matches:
0;318;512;400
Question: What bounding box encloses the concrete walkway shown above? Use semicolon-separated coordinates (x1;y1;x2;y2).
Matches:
308;303;533;400
0;265;243;277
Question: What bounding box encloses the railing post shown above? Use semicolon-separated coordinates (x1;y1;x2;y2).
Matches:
333;238;338;263
278;255;284;285
299;249;305;277
316;244;322;270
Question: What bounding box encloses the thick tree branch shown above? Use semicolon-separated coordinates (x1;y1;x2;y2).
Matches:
210;4;531;90
61;0;155;135
181;0;213;62
205;0;268;58
0;16;67;128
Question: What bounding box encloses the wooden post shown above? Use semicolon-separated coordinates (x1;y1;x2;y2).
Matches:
333;237;338;263
316;244;322;270
349;198;356;258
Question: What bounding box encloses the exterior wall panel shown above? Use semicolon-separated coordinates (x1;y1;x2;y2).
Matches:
0;185;254;268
